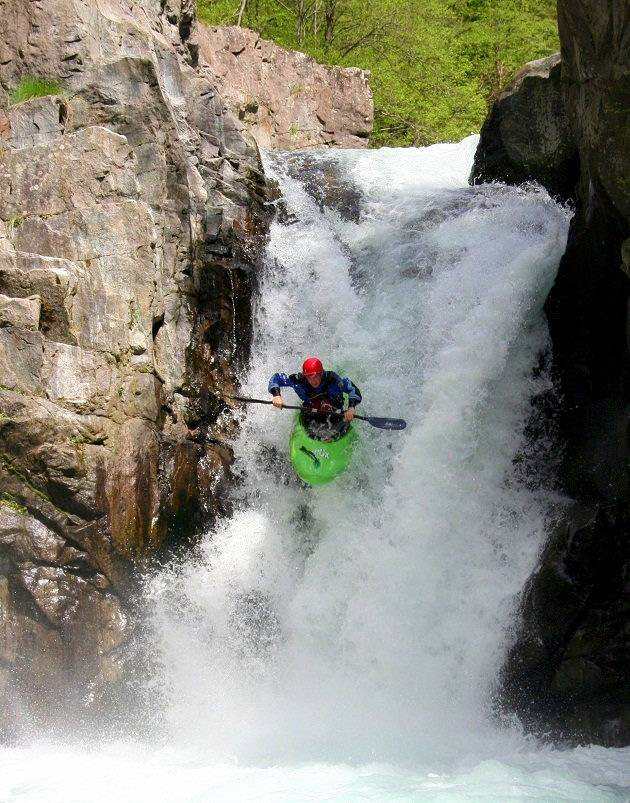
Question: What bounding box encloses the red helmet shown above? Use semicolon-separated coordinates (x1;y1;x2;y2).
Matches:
302;357;323;376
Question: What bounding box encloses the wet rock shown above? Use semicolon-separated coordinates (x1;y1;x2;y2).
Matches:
470;54;578;202
499;505;629;746
473;0;630;746
281;151;364;221
0;505;125;735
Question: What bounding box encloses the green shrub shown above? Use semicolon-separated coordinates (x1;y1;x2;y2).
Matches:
197;0;559;147
8;76;62;105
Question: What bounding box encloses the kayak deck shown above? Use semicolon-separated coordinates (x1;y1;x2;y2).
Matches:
289;414;357;485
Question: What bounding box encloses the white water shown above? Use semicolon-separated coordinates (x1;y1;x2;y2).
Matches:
2;138;629;801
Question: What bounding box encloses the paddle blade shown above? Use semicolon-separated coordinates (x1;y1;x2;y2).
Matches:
362;416;406;430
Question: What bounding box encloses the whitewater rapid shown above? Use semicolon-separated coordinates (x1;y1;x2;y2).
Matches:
2;137;629;802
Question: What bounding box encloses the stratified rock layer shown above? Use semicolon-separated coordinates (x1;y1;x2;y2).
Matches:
0;0;268;734
198;25;373;150
472;0;629;745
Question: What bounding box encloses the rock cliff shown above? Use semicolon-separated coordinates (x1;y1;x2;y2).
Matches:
472;0;629;745
470;53;578;202
197;24;373;150
0;0;268;735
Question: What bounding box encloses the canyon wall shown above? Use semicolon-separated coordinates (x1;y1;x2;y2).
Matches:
0;0;269;735
471;0;629;745
197;24;373;150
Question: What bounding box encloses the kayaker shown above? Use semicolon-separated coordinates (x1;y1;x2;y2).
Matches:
268;357;362;440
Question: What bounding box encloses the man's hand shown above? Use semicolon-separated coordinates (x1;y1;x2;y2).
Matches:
272;395;284;409
344;407;355;421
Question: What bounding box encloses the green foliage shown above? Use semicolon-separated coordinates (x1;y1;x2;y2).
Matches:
0;491;27;514
197;0;558;146
8;76;62;105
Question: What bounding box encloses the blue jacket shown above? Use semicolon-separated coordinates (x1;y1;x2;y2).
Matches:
268;370;361;411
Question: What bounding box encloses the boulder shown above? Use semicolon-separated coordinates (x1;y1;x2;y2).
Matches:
470;53;578;202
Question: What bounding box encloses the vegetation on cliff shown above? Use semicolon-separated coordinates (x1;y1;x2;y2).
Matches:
8;76;62;105
198;0;559;146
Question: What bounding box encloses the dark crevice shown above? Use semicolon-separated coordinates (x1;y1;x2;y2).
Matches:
152;313;164;341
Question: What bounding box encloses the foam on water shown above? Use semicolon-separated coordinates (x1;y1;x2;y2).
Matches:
2;137;629;801
1;741;629;801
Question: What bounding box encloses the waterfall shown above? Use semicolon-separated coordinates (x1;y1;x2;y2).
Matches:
149;137;571;763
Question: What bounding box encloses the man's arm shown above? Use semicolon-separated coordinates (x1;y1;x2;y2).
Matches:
340;377;361;407
268;372;291;408
268;372;291;394
332;375;361;421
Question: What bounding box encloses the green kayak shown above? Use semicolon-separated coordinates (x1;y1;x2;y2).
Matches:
289;413;358;485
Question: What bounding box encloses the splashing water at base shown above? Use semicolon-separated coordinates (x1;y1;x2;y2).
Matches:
2;138;629;802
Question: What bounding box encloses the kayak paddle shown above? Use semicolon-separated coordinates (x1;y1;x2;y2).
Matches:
227;396;406;431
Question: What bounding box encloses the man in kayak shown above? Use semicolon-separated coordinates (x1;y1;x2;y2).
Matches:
268;357;362;440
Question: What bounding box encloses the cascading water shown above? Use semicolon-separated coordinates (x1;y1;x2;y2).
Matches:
151;136;567;761
2;138;629;802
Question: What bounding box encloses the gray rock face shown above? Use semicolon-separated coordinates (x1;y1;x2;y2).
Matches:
198;25;373;150
498;506;629;745
470;54;579;201
0;0;268;734
472;1;630;746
